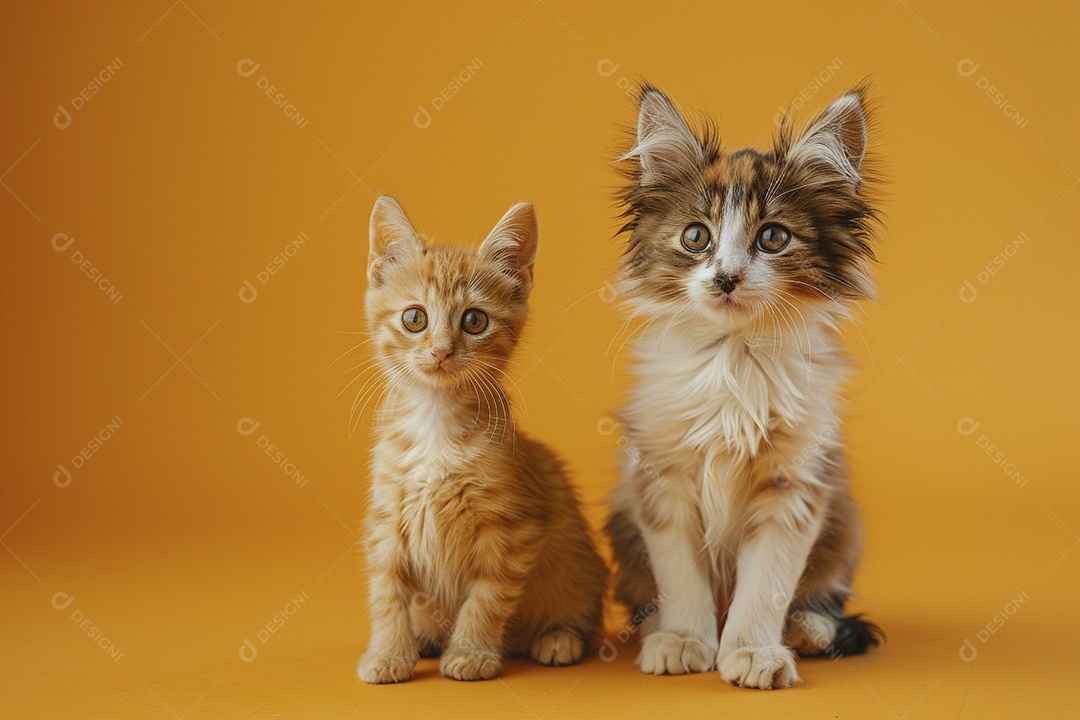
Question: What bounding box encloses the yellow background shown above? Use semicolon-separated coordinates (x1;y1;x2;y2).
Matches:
3;1;1078;717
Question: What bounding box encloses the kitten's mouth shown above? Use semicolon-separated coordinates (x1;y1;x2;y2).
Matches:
420;362;458;383
714;294;746;310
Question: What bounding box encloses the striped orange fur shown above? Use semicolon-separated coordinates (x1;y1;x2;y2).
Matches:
356;197;606;683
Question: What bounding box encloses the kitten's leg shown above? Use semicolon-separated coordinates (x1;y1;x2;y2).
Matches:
440;576;524;681
530;626;585;666
785;606;839;656
786;597;882;658
527;493;606;668
526;559;602;667
630;479;718;675
716;483;825;689
357;524;419;684
786;486;881;657
606;506;659;621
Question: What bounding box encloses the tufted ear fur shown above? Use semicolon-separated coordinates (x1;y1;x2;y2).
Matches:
785;91;867;185
368;195;424;287
478;202;538;295
622;85;709;186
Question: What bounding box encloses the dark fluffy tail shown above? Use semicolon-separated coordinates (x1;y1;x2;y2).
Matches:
827;609;884;656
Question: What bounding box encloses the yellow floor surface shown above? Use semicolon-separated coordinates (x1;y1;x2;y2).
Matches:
4;491;1078;718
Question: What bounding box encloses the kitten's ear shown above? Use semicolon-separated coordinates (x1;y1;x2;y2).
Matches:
368;195;423;287
786;90;867;184
623;85;707;185
479;202;537;294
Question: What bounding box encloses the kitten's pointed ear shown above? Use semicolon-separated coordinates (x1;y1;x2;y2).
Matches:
786;90;868;184
623;85;707;185
368;195;423;287
479;202;537;294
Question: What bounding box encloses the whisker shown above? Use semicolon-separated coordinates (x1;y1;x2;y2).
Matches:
611;316;656;386
328;364;380;404
772;290;814;375
350;362;407;437
472;359;528;418
327;337;375;370
560;286;603;315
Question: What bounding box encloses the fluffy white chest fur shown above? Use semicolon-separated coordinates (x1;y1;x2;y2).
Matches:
381;390;482;482
620;315;847;557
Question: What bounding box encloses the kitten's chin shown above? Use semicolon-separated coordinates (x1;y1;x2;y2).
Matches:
704;295;759;331
416;364;463;389
708;295;751;317
714;295;746;311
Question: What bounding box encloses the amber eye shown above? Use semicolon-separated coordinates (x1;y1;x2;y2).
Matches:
461;309;488;335
401;306;427;332
755;224;792;253
681;223;711;253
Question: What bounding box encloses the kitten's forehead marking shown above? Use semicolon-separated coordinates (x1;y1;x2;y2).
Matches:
421;249;481;301
706;149;776;274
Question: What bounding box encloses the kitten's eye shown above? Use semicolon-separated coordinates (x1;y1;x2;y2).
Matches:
461;309;489;335
681;223;711;253
755;224;792;253
401;306;427;333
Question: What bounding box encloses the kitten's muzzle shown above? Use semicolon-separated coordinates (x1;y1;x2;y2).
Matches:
425;345;456;374
420;348;457;381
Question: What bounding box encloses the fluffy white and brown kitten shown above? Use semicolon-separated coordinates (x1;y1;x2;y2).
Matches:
356;196;606;683
606;86;883;689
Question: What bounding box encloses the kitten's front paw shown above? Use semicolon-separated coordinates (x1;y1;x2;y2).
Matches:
530;628;585;666
440;649;502;681
636;632;715;675
356;650;417;684
717;645;800;689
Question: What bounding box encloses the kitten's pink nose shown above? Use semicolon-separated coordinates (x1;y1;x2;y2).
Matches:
431;346;454;365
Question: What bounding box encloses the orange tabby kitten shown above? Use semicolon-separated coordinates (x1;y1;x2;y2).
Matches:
356;196;607;683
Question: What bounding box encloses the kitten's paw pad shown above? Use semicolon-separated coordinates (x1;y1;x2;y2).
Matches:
356;651;416;684
636;632;716;675
530;628;584;666
717;645;800;689
440;649;502;681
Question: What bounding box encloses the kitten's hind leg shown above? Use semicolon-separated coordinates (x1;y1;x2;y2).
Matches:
440;577;523;681
786;485;882;658
785;607;837;656
606;507;659;625
786;596;883;658
530;626;585;666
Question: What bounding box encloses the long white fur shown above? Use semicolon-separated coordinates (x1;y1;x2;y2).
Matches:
612;306;849;685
